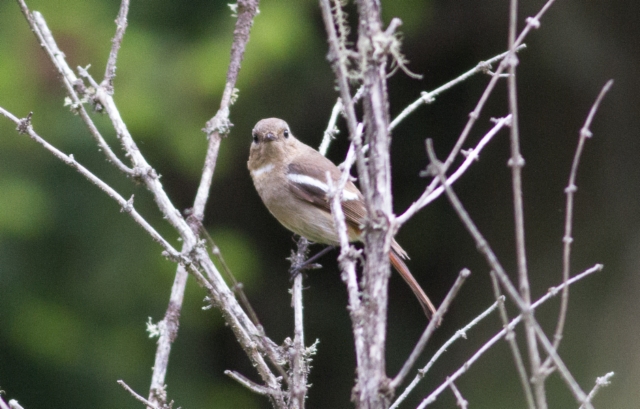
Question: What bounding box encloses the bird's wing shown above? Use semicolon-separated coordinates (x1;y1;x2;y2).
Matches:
287;161;366;227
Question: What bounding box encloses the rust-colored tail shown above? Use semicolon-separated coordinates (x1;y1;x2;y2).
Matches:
389;242;437;319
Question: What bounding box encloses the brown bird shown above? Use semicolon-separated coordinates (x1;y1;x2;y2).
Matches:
248;118;437;318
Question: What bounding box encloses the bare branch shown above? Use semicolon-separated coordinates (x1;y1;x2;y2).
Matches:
322;87;365;160
406;0;558;236
579;372;615;409
397;115;511;227
490;272;536;409
424;138;526;311
390;268;470;389
318;97;343;156
23;9;134;174
290;239;310;409
225;370;284;398
414;264;603;408
146;1;261;405
198;0;260;216
1;397;25;409
319;0;370;192
543;79;614;370
147;265;187;407
531;324;592;409
101;0;130;92
8;401;25;409
448;380;468;409
326;130;367;375
11;4;288;406
390;298;502;409
0;108;180;258
424;137;595;407
118;380;160;409
389;45;525;131
505;1;545;405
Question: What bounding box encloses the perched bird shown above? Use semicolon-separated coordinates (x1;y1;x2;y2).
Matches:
248;118;437;318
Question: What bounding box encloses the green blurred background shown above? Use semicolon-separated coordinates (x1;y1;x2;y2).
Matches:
1;0;638;408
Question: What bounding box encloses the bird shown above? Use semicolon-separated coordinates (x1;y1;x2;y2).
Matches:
247;117;437;319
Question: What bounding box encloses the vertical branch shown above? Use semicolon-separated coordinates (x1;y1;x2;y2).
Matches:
326;138;368;393
318;1;380;407
148;265;188;407
505;0;544;406
291;271;307;409
199;0;260;217
288;238;311;409
398;0;558;237
12;2;288;408
319;0;370;192
101;0;130;92
543;80;613;368
490;272;536;409
148;1;260;406
18;4;133;174
352;1;396;407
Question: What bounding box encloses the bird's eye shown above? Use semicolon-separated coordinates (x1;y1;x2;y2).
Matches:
252;133;259;143
283;129;289;138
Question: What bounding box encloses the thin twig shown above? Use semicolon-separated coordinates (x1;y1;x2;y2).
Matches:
0;108;180;258
390;268;470;389
424;138;526;312
118;380;160;409
147;265;187;407
326;134;365;342
406;0;558;237
414;264;602;408
319;87;365;157
225;370;283;397
448;380;468;409
198;225;261;325
101;0;130;92
318;97;343;156
490;272;536;409
506;1;545;406
199;0;261;209
389;45;526;131
531;323;592;409
319;0;370;192
24;9;133;174
1;398;25;409
397;115;511;227
8;401;25;409
12;3;287;405
579;372;615;409
148;1;261;405
426;135;591;407
543;79;613;371
325;128;368;394
390;297;502;409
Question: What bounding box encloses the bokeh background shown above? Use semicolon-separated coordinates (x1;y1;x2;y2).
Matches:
1;0;638;408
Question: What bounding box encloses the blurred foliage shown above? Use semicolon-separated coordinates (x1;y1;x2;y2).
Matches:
1;0;640;408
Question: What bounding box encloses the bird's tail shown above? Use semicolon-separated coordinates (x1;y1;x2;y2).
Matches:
389;243;437;320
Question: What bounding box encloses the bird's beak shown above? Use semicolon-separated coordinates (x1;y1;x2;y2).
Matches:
265;132;276;141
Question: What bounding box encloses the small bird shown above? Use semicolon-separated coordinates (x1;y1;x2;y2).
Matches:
248;118;437;319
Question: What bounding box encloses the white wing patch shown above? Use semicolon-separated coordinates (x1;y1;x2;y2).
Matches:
287;173;359;201
251;163;274;178
341;189;359;201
